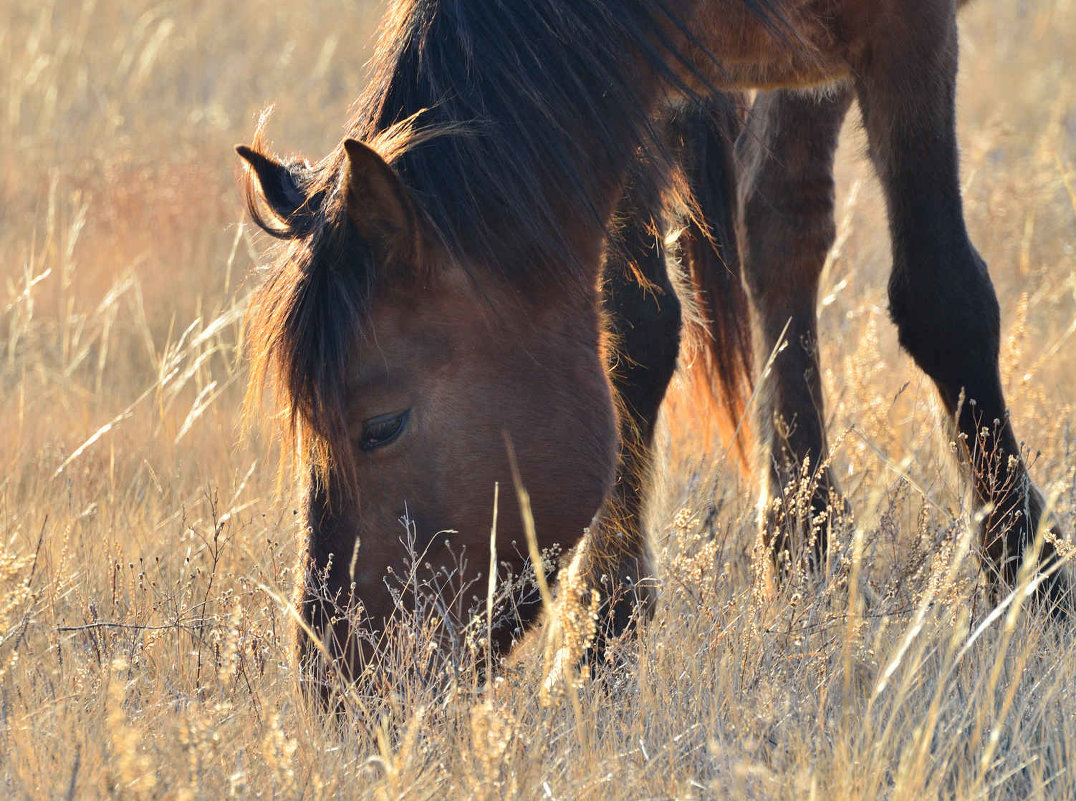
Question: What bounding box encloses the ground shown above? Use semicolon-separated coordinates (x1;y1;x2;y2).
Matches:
1;0;1075;798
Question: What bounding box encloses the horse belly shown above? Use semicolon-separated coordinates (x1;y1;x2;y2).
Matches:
690;0;851;90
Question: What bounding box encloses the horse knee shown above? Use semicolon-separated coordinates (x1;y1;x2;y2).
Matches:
639;283;682;385
739;180;836;295
614;276;682;388
605;264;681;431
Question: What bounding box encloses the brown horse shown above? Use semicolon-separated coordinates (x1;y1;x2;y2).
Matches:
238;0;1068;686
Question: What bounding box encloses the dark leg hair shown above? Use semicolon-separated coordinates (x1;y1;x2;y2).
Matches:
555;96;747;657
583;174;682;643
852;3;1066;605
736;87;853;571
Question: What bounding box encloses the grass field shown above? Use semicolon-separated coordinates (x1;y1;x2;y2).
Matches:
2;0;1075;798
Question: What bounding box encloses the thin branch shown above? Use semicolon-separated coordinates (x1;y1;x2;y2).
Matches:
56;620;210;634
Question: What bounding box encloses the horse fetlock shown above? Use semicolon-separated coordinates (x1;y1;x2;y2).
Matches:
978;478;1074;615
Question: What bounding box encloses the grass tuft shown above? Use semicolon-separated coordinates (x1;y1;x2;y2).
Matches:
1;0;1075;797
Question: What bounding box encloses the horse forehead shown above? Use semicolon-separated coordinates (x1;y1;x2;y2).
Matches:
346;299;464;387
359;270;501;350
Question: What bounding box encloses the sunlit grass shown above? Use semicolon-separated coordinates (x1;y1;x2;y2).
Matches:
1;0;1075;797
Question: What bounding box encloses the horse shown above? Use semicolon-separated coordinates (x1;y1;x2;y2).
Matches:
237;0;1069;686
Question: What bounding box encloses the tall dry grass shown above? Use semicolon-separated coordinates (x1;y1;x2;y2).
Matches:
1;0;1074;797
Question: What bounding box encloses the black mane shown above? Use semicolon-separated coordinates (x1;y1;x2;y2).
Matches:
351;0;689;278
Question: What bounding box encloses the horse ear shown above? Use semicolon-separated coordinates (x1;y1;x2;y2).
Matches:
235;145;307;223
342;138;420;263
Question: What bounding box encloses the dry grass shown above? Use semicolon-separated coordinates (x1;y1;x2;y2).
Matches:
1;0;1075;797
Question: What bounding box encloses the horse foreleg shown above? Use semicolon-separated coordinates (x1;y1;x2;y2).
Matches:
577;179;683;652
737;86;853;573
853;2;1068;607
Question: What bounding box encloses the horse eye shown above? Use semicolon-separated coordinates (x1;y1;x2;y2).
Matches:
359;409;411;452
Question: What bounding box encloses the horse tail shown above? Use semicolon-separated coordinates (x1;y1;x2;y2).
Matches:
673;96;754;471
